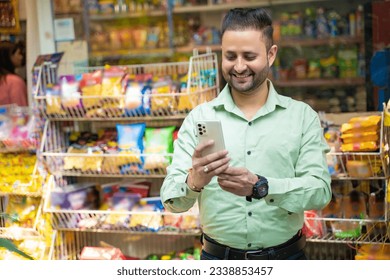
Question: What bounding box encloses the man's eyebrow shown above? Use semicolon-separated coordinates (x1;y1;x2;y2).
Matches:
224;50;257;54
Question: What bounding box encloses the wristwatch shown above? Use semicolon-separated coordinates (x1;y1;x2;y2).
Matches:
246;175;269;202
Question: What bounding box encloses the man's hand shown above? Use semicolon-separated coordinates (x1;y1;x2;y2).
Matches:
187;139;230;190
217;167;258;197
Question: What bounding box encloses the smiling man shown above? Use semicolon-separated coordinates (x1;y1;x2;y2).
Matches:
161;8;331;260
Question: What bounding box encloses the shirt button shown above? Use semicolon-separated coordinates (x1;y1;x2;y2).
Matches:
248;122;252;126
248;243;252;247
248;212;252;216
247;151;251;155
270;199;274;203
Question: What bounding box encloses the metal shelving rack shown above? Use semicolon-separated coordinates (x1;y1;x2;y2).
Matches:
33;47;389;259
304;110;390;258
34;50;218;259
0;196;51;260
0;104;50;259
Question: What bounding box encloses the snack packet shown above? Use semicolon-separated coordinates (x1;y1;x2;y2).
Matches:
143;126;175;170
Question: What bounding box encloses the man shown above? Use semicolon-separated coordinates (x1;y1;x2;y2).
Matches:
161;8;331;260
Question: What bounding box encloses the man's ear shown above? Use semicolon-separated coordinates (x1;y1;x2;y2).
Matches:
268;45;278;67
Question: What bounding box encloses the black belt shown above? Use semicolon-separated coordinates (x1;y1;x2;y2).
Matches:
202;231;306;260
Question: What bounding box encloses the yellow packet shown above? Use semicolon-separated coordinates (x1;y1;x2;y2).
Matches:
82;84;102;109
341;115;381;134
151;79;177;111
341;141;378;152
341;131;379;144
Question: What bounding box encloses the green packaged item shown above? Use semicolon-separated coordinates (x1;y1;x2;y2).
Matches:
143;126;176;170
338;47;358;78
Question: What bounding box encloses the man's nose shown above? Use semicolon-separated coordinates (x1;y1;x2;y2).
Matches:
233;58;247;73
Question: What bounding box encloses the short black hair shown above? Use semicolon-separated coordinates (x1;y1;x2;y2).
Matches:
221;8;274;51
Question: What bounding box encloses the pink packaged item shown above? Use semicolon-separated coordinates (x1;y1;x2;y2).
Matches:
79;247;126;260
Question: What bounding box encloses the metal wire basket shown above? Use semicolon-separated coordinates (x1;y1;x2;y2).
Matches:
43;175;201;234
33;50;219;121
0;196;51;260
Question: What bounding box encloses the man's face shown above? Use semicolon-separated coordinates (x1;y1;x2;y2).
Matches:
221;30;272;95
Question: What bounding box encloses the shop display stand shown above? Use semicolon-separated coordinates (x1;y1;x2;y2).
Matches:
35;50;219;259
0;105;49;260
33;48;389;259
304;110;390;259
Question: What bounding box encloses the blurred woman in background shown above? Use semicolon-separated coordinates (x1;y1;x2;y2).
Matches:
0;41;28;106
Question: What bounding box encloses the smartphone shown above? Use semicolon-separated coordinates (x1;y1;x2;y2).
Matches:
195;120;226;156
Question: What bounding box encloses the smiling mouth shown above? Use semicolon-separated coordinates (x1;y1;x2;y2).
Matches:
235;74;250;78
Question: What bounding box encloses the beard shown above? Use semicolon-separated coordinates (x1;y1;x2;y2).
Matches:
223;62;270;95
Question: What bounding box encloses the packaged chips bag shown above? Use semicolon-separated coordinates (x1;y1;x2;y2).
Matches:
45;84;66;115
150;77;177;113
60;75;82;110
116;123;146;167
79;70;103;110
143;126;175;170
124;82;151;117
100;65;127;116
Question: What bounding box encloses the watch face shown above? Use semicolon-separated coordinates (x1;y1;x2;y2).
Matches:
257;185;268;197
253;176;268;199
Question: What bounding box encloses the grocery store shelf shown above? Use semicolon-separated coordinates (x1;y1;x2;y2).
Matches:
307;231;389;245
274;77;365;87
34;112;188;123
88;10;166;20
45;226;201;236
176;44;221;53
331;176;386;181
34;52;219;121
0;227;46;260
305;216;387;225
173;0;326;13
48;230;198;260
89;48;174;60
278;35;364;47
54;11;83;16
58;171;166;179
328;151;389;180
0;191;42;197
0;227;42;240
44;205;200;234
176;35;363;53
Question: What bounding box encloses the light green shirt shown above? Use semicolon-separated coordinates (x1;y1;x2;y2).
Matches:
161;80;332;250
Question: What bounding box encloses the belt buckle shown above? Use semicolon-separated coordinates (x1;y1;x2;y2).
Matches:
244;249;265;260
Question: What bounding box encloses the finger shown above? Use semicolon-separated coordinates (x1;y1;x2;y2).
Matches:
193;139;214;158
218;179;241;195
217;175;238;188
218;174;240;184
217;173;230;180
218;178;248;196
220;166;245;176
206;149;229;162
207;163;229;177
203;156;230;174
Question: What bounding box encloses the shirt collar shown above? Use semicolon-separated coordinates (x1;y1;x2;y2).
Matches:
211;79;289;113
